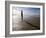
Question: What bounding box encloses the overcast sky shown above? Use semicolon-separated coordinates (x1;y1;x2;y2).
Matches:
12;7;40;20
12;7;40;16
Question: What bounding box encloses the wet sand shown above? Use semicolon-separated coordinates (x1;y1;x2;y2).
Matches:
12;15;40;31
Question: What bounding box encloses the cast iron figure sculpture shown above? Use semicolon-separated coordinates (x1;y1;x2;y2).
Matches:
21;10;23;21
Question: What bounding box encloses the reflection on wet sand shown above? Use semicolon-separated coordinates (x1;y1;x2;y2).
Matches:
12;15;40;31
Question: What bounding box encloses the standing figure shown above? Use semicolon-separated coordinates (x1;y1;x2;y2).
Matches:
21;10;23;21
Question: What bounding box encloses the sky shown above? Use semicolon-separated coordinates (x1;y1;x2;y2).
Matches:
12;7;40;16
